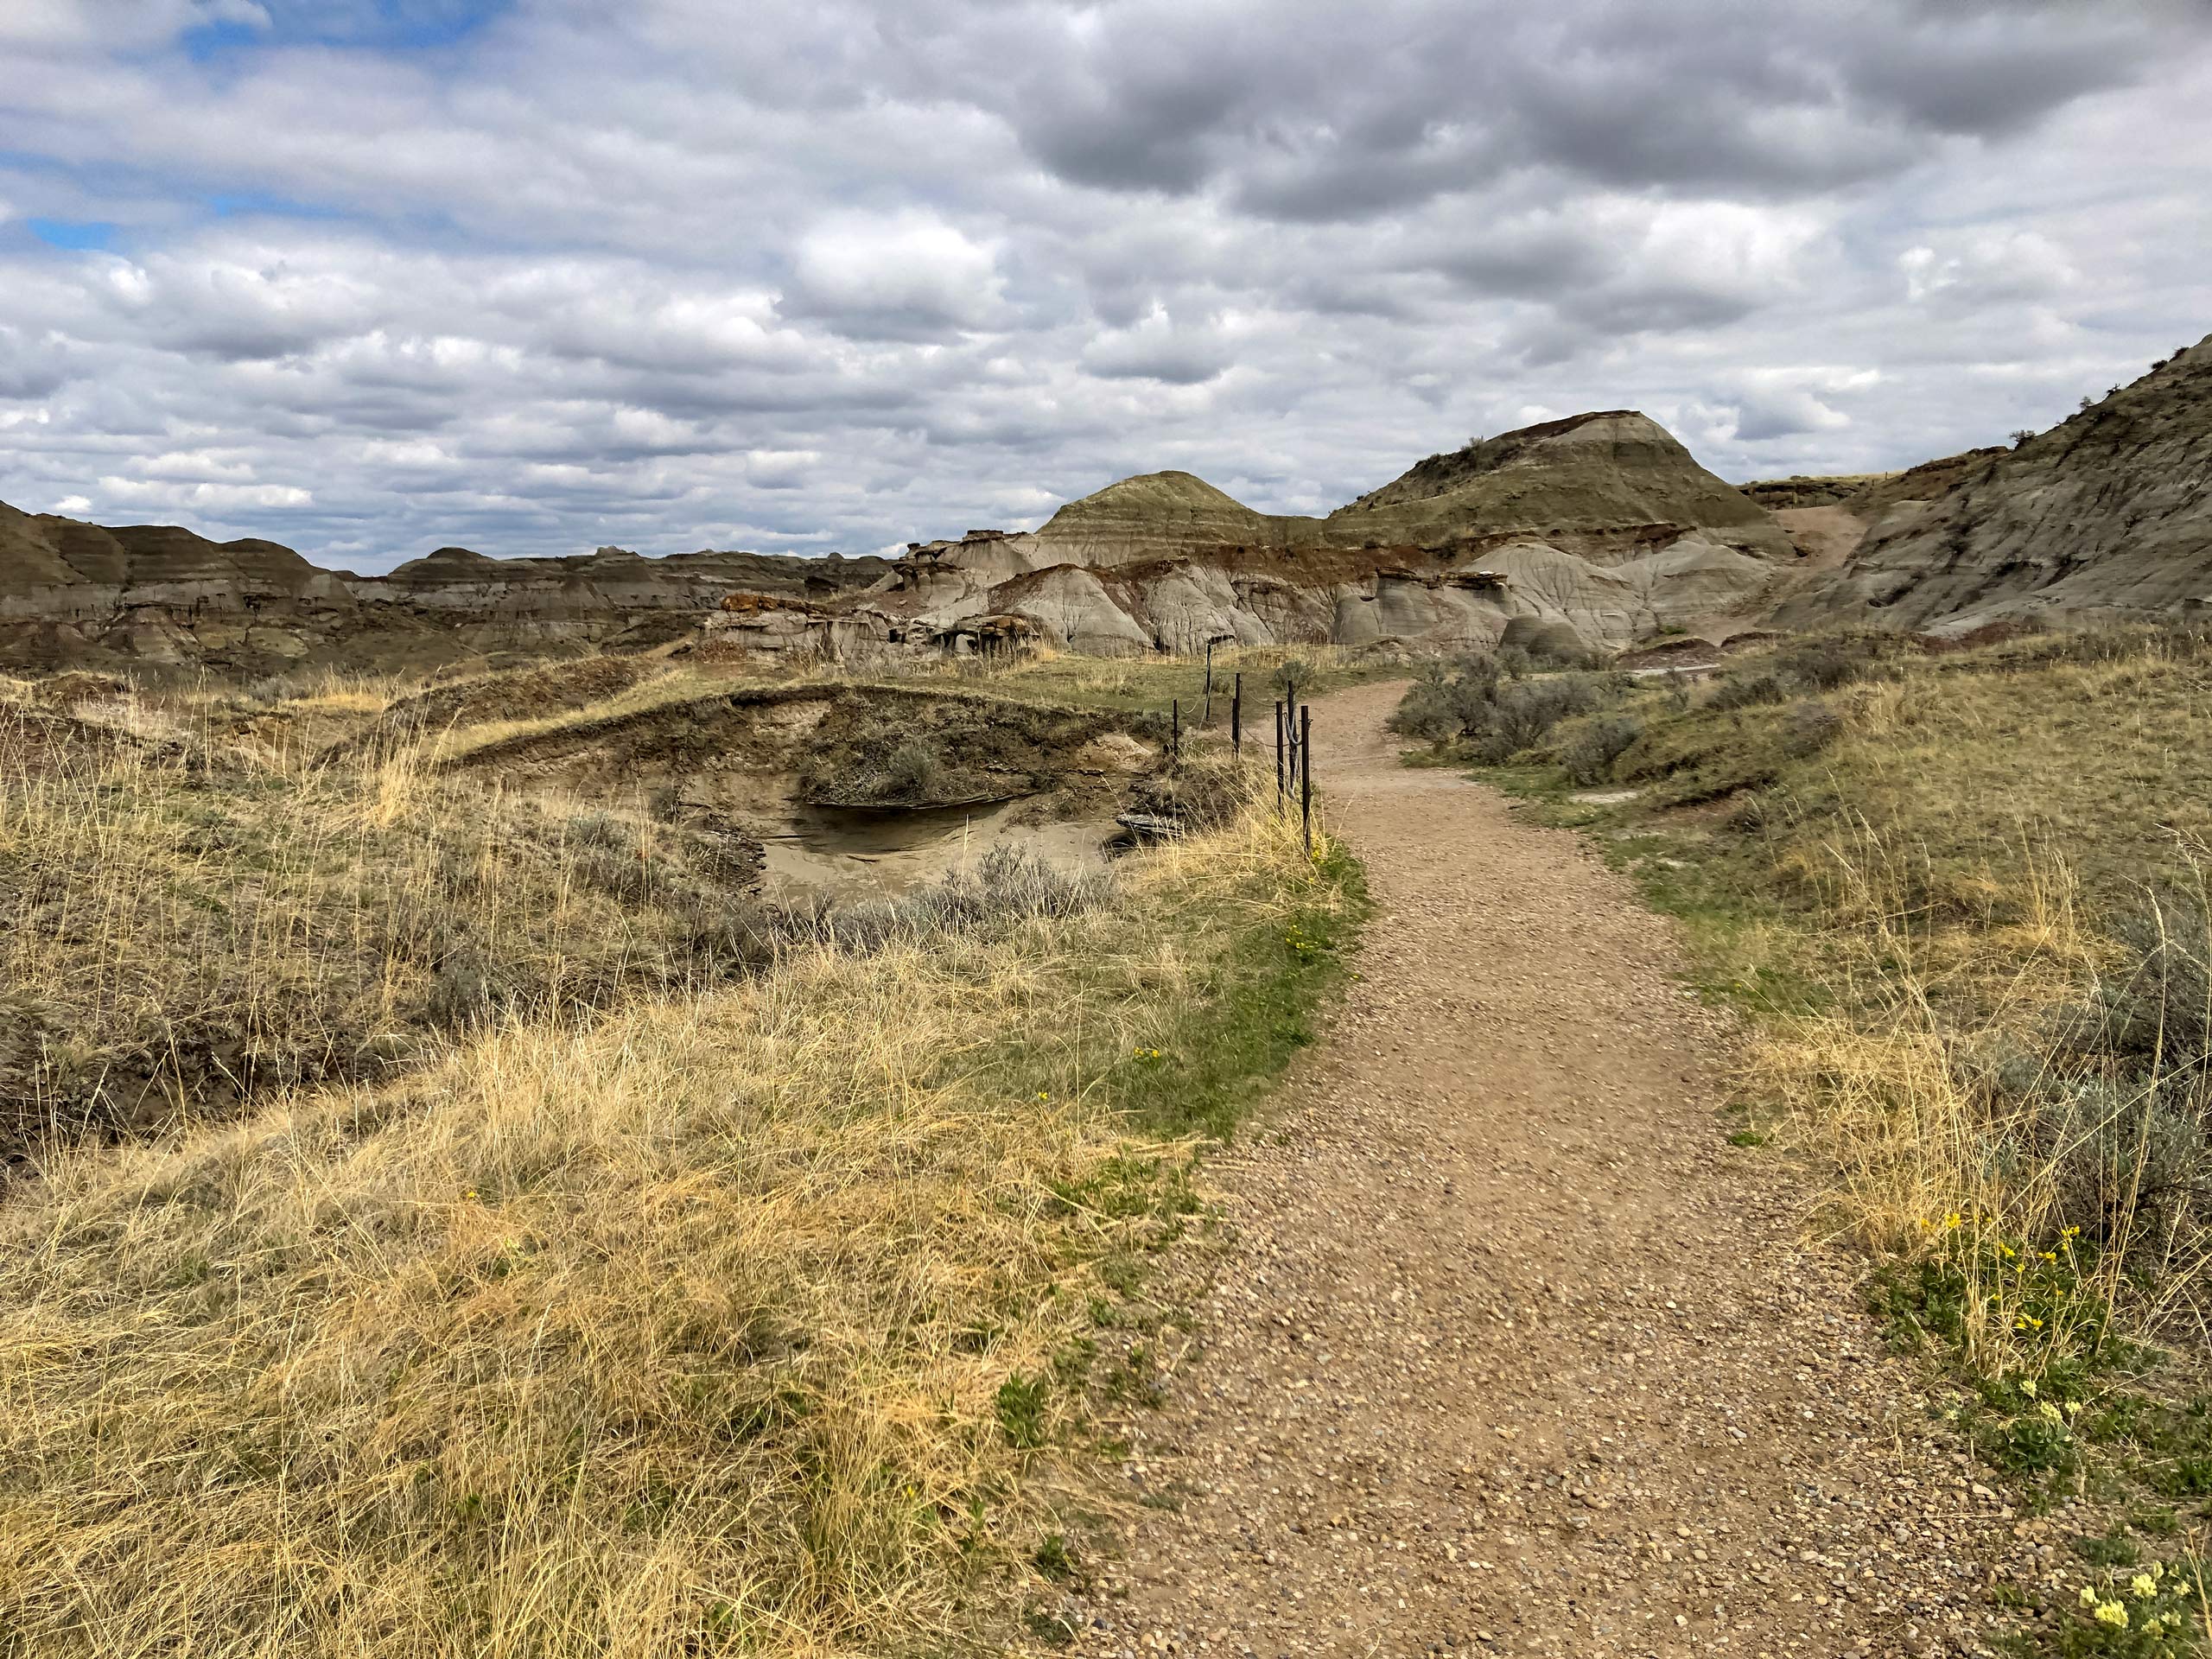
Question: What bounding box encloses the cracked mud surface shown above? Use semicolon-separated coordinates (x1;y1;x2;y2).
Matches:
1069;681;2012;1658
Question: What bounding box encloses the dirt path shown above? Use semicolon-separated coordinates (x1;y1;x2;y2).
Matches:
1070;682;2016;1658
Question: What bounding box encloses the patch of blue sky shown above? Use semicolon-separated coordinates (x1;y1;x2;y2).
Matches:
25;219;117;251
183;0;511;60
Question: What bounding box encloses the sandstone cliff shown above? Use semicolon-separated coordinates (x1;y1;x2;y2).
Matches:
946;409;1802;655
1330;410;1791;563
1777;335;2212;636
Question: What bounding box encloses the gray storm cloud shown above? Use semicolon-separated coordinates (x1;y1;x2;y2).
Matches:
0;0;2205;570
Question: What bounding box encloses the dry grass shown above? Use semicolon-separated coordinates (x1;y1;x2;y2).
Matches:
0;683;777;1161
0;658;1357;1655
914;643;1390;721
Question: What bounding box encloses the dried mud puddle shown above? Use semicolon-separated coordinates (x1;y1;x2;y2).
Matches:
760;798;1122;900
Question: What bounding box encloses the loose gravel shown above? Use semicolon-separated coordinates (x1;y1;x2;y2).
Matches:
1065;681;2024;1658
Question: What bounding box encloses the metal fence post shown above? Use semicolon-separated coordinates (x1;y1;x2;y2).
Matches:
1231;672;1243;758
1300;703;1313;858
1171;698;1180;769
1274;701;1285;805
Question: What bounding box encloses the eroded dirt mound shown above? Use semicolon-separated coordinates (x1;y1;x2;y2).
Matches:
446;682;1170;905
382;654;667;734
797;690;1165;808
451;682;1166;815
0;696;205;784
1737;473;1897;511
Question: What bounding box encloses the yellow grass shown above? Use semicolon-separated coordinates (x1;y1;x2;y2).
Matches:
0;673;1351;1653
0;683;783;1159
1601;631;2212;1374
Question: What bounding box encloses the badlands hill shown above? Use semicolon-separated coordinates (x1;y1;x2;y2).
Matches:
1026;410;1789;569
1;410;1805;676
1777;333;2212;636
41;340;2212;681
756;408;1806;665
0;500;888;678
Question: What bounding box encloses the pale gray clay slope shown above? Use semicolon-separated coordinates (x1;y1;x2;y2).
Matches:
1777;334;2212;637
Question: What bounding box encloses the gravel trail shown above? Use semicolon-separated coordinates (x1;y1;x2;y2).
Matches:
1070;681;2018;1658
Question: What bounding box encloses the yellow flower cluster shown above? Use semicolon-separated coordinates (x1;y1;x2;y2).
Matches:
2075;1560;2192;1637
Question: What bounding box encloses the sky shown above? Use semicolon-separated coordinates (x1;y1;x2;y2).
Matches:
1;0;2209;573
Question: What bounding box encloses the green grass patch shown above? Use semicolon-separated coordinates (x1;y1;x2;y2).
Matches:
1112;839;1368;1141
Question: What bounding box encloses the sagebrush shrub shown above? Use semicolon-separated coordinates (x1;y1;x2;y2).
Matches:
1562;715;1643;785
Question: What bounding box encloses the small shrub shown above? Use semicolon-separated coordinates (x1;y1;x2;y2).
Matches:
1561;715;1642;785
1707;671;1786;712
1386;673;1461;742
1706;635;1885;714
2066;887;2212;1077
1780;701;1844;758
816;845;1112;953
1774;637;1881;692
880;739;946;801
1034;1533;1077;1581
1389;663;1623;764
1128;756;1249;830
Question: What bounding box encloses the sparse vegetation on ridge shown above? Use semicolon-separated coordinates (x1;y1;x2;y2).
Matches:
1398;626;2212;1651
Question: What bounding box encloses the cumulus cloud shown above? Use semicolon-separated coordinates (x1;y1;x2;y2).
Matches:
1080;307;1233;385
0;0;2202;568
782;211;1007;340
96;476;313;510
1717;366;1885;443
1900;231;2081;307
